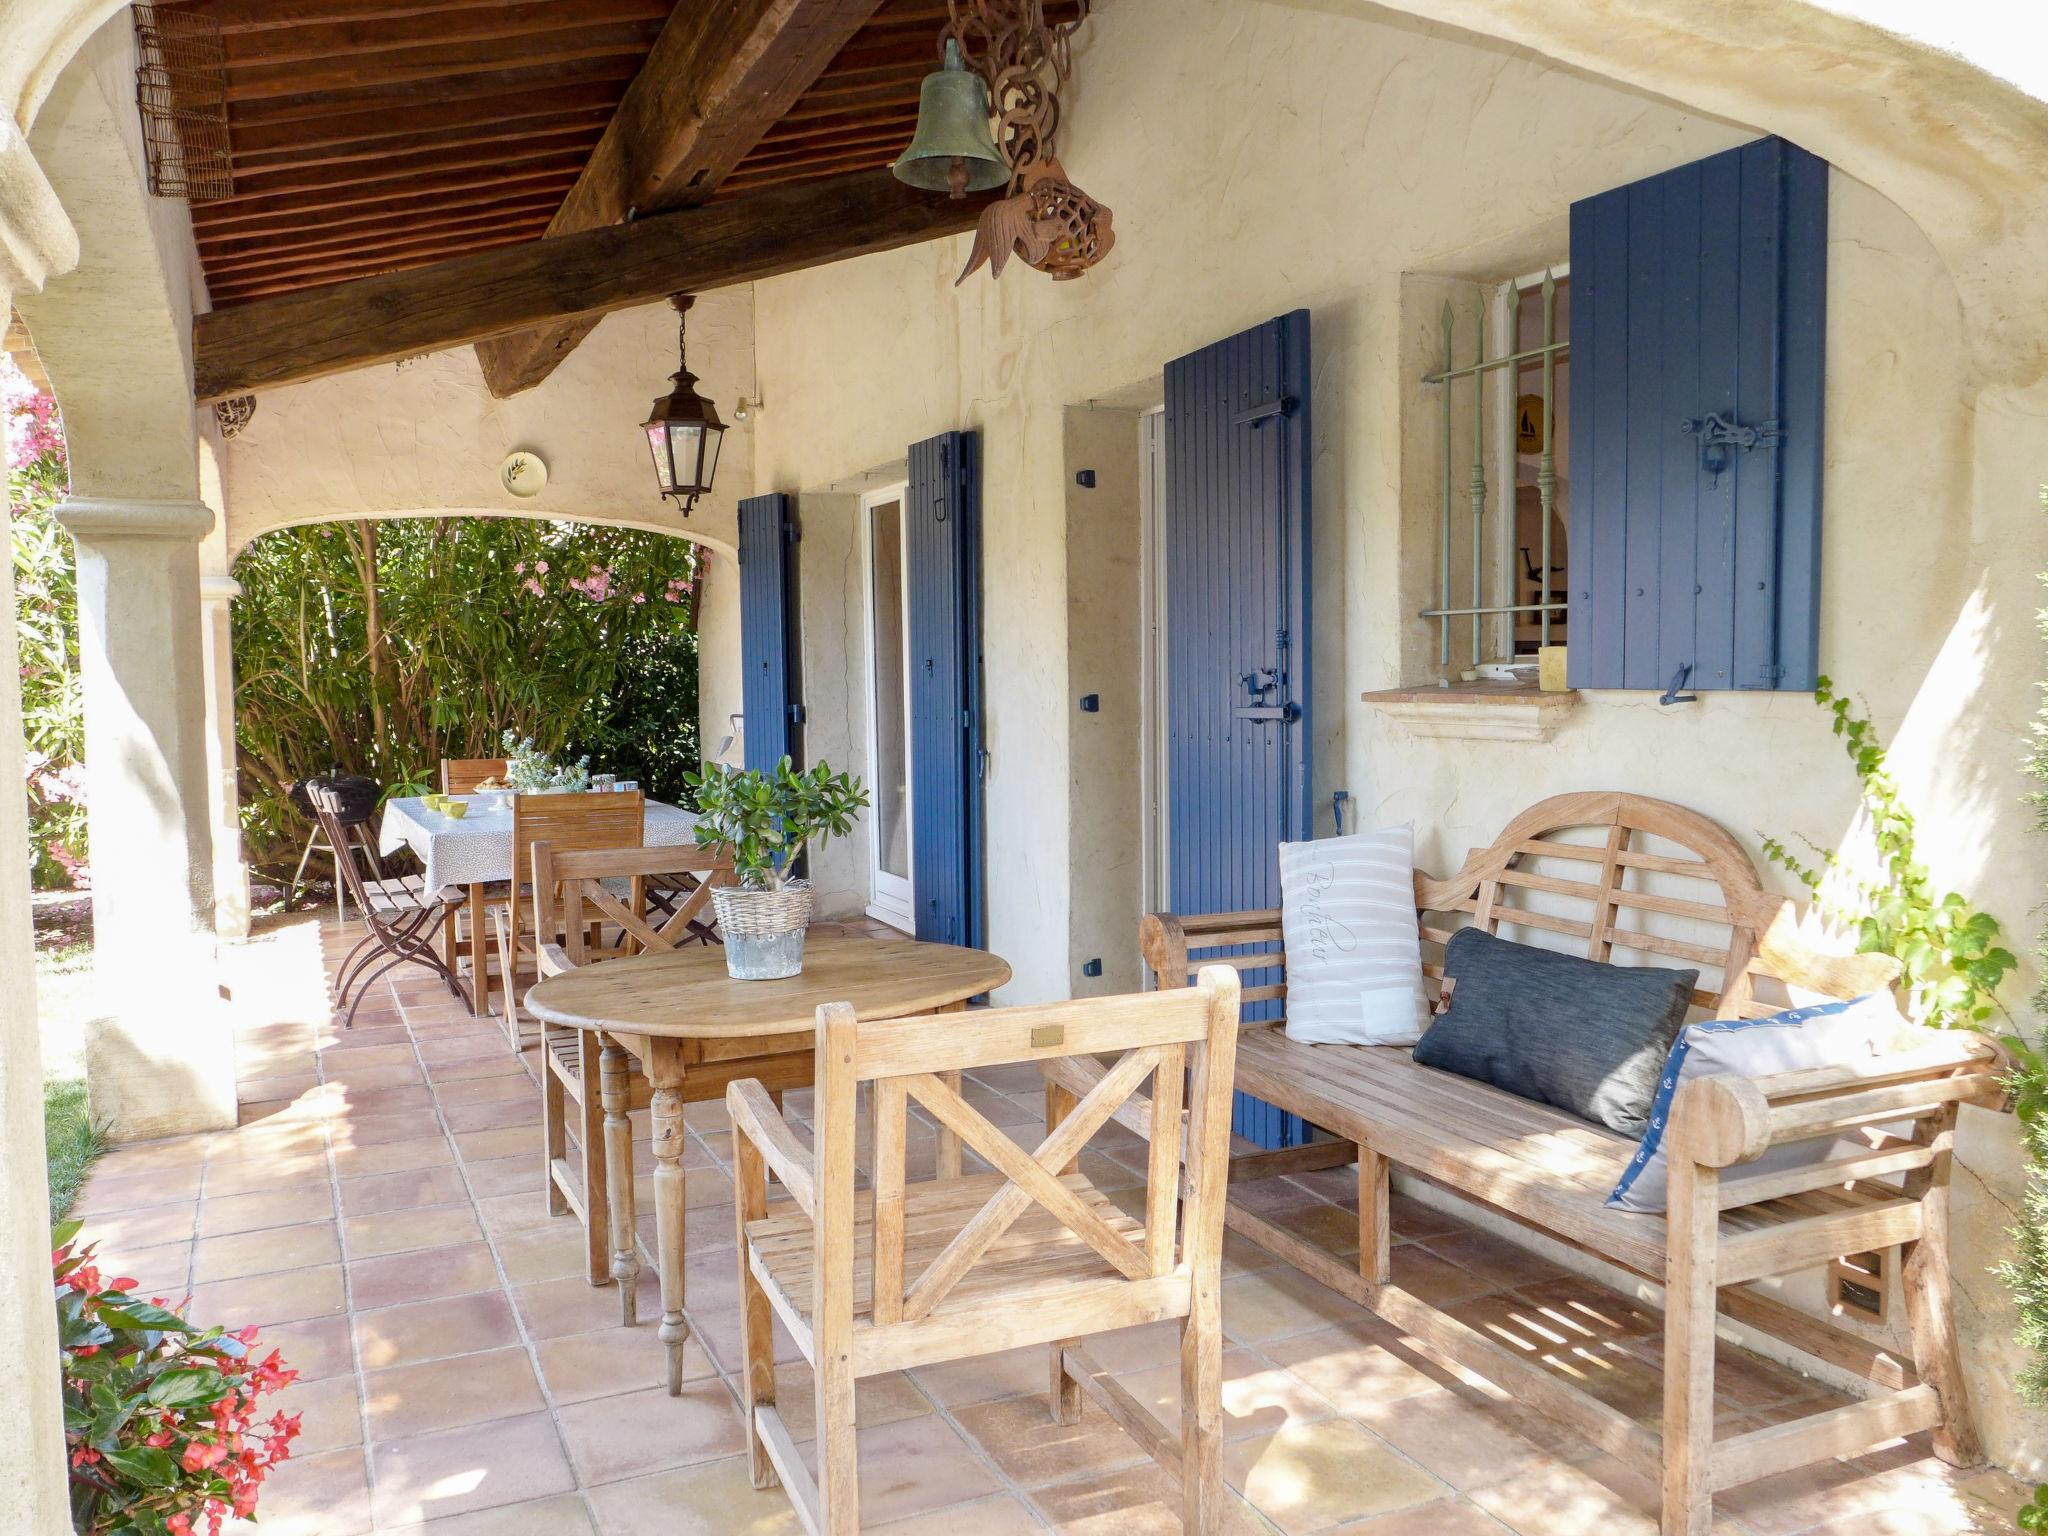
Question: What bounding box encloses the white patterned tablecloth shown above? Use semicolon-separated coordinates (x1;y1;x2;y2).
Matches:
378;794;701;892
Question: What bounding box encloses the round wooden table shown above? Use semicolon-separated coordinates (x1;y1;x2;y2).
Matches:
525;929;1011;1391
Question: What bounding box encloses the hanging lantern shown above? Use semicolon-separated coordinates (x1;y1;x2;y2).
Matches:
642;294;725;513
892;38;1007;199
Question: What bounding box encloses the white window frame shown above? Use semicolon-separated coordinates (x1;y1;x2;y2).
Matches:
860;481;916;932
1138;405;1169;921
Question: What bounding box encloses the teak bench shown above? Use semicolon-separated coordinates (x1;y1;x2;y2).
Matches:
1050;791;2008;1536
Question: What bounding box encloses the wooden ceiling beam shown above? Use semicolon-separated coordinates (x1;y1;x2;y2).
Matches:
221;22;663;102
224;60;641;127
195;168;987;400
217;0;669;65
473;0;888;398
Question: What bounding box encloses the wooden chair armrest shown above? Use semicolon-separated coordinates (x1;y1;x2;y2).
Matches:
536;941;574;979
1141;907;1284;988
727;1078;817;1219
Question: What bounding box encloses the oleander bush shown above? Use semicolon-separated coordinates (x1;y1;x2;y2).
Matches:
231;516;705;873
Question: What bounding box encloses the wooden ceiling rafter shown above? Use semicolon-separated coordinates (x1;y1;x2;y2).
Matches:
472;0;890;398
223;59;644;128
220;21;666;102
199;198;574;268
223;131;608;201
231;107;620;172
203;215;561;284
215;0;672;67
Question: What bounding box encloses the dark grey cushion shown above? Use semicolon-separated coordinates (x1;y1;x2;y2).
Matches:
1413;928;1698;1137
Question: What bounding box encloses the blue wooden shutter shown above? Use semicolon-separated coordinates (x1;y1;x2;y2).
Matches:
1163;310;1313;1148
1567;136;1827;692
905;430;984;949
738;493;801;772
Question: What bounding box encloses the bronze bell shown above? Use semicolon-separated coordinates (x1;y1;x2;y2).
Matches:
892;39;1008;199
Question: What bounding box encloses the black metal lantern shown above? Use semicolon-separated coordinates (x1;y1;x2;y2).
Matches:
642;294;725;513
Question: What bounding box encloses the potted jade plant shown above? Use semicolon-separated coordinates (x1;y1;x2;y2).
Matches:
686;755;868;979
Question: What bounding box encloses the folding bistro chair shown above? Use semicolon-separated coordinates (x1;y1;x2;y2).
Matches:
729;967;1244;1534
528;840;735;1293
309;783;466;1028
489;790;644;1050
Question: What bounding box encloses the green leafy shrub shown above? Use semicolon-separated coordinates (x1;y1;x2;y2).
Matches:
1761;675;2017;1030
55;1220;301;1534
687;756;868;888
231;518;703;872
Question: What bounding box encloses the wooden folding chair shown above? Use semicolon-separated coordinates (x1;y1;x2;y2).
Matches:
529;840;737;1296
729;966;1243;1534
489;790;643;1050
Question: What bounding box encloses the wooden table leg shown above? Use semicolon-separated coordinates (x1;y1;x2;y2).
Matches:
645;1035;691;1394
467;881;489;1017
934;1000;966;1179
599;1033;640;1326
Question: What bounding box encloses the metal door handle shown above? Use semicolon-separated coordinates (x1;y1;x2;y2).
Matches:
1231;703;1300;722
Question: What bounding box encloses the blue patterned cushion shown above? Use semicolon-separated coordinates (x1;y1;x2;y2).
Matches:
1413;928;1698;1137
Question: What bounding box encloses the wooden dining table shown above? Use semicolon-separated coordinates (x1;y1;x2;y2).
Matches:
524;929;1011;1392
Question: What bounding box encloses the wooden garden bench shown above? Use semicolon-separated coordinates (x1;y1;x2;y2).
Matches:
1050;791;2008;1536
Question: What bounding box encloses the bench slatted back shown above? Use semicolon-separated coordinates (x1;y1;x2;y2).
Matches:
1142;791;1899;1024
441;757;509;793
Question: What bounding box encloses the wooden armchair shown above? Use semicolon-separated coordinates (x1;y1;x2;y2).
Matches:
440;756;509;792
728;967;1244;1534
528;840;733;1295
490;790;643;1049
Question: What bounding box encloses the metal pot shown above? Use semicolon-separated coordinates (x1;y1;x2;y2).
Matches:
710;881;813;980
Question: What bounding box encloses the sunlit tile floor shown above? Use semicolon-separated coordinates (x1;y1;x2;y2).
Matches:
66;910;2028;1535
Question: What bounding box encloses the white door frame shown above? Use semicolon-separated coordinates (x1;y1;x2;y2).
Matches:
860;481;916;931
1138;406;1169;923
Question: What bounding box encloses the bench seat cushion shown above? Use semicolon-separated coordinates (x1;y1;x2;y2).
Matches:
1232;1027;1893;1278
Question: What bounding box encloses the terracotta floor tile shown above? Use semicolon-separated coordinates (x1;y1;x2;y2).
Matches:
323;1061;428;1092
910;1344;1048;1407
954;1393;1149;1487
433;1073;539;1108
355;1289;521;1369
1113;1346;1337;1443
321;1042;417;1069
369;1410;575;1528
377;1493;597;1536
267;1372;363;1456
243;1446;374;1536
329;1085;438;1118
466;1155;546;1198
455;1125;540;1162
791;1414;1001;1528
82;1199;200;1251
429;1052;530;1083
331;1134;455;1179
76;1168;204;1212
477;1190;564;1238
495;1225;596;1286
199;1185;335;1238
344;1201;482;1258
555;1379;748;1484
869;1494;1046;1534
762;1365;930;1444
1226;1419;1445;1535
255;1314;354;1383
1424;1229;1572;1289
442;1096;542;1133
1221;1263;1378;1343
349;1240;500;1310
189;1263;346;1328
510;1271;663;1340
1353;1385;1582;1491
102;1240;194;1297
1388;1242;1503;1308
1467;1458;1667;1536
1330;1498;1521;1536
583;1455;802;1536
1027;1457;1274;1535
534;1326;716;1404
194;1221;340;1283
365;1346;545;1440
338;1164;470;1217
332;1109;445;1149
1260;1321;1449;1414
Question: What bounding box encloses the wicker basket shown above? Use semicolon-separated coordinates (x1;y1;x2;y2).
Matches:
711;880;813;979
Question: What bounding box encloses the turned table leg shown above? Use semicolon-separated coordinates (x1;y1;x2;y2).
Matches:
646;1036;691;1394
467;881;489;1017
599;1034;640;1326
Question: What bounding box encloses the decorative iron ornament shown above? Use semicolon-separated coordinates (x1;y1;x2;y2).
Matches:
132;3;234;205
944;0;1114;284
213;396;256;439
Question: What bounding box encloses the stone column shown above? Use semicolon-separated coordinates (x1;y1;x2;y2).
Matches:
0;112;84;1536
200;574;249;940
56;496;235;1141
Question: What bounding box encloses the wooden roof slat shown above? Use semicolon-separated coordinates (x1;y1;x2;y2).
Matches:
218;0;670;65
200;196;572;268
193;174;584;245
474;0;887;398
225;130;606;200
221;21;664;102
206;224;555;296
196;190;576;254
203;0;553;34
229;84;624;158
205;237;542;304
195;168;989;399
223;58;642;127
193;156;589;231
232;108;618;174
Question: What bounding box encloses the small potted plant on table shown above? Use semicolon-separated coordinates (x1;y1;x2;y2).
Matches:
686;755;868;979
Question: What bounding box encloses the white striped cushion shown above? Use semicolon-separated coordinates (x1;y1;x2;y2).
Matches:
1278;825;1425;1046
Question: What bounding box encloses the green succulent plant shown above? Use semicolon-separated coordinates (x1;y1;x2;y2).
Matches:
685;756;868;889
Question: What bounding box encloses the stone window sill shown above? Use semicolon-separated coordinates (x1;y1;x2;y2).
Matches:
1360;681;1579;742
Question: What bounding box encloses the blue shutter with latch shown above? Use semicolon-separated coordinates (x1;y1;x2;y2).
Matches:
905;430;984;950
1567;136;1827;693
738;493;801;772
1164;310;1313;1148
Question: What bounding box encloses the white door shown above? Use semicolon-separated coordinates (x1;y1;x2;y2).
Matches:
863;484;916;931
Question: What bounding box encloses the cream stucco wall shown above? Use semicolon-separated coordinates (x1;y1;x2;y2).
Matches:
742;0;2048;1469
